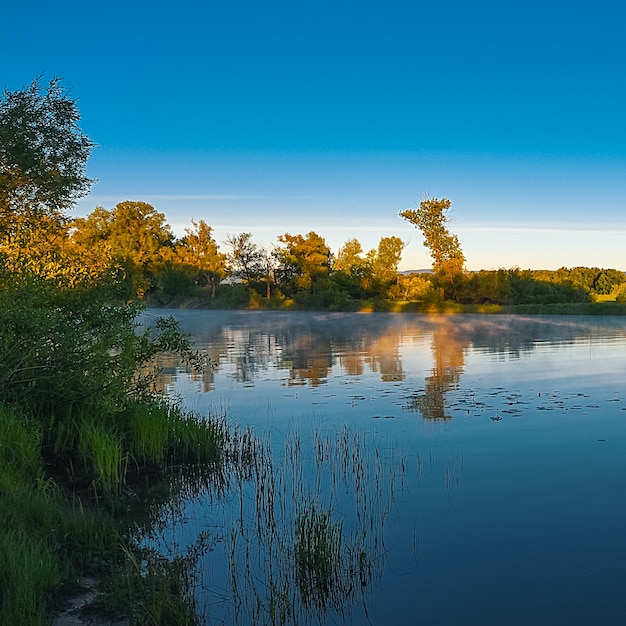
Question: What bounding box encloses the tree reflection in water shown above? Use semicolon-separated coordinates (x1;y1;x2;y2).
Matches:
403;320;468;420
147;311;626;625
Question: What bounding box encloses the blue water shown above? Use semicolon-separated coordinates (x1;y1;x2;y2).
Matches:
148;311;626;625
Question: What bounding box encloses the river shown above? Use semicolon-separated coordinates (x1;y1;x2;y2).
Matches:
144;311;626;625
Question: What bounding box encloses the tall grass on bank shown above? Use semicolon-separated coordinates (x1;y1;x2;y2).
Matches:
0;397;229;624
0;405;122;625
0;269;230;624
78;417;128;496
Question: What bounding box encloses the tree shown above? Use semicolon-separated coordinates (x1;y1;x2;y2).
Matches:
400;197;465;300
335;238;365;274
276;231;331;292
368;236;406;284
70;201;174;296
66;206;117;279
0;76;95;282
389;272;432;301
0;76;94;240
331;238;367;300
177;219;227;297
225;232;265;284
360;236;406;297
224;233;279;299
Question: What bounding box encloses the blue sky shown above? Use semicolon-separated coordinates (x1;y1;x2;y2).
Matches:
3;0;626;270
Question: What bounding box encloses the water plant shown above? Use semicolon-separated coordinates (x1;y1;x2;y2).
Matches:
295;505;346;608
138;422;402;625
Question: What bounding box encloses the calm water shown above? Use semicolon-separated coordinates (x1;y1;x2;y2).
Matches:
147;311;626;625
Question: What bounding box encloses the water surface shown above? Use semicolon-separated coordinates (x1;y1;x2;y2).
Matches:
148;311;626;625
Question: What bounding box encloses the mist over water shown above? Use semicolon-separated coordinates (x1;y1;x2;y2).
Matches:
148;311;626;625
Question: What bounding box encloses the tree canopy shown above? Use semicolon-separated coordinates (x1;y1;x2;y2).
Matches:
0;76;94;238
276;231;332;291
399;197;464;273
400;197;465;300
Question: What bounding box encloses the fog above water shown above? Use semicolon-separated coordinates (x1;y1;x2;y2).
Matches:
146;311;626;626
150;311;626;421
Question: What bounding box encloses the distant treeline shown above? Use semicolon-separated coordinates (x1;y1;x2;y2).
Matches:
53;201;625;310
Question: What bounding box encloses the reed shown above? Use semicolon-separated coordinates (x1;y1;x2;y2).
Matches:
78;417;128;496
0;528;61;626
127;399;171;465
159;422;396;625
97;545;201;625
295;505;344;608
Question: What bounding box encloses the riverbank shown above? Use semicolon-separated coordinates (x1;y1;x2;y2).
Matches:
147;294;626;315
0;275;229;625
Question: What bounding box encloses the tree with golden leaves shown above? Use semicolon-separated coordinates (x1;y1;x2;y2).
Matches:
400;197;465;300
0;76;95;280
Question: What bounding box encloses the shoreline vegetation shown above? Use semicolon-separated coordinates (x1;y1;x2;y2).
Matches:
0;275;230;625
147;296;626;316
2;76;626;625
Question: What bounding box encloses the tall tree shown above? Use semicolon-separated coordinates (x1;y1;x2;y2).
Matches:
177;219;227;296
0;77;94;231
225;232;265;284
360;236;406;297
0;76;95;275
276;231;331;291
367;236;406;285
70;201;174;296
335;238;364;274
400;197;465;299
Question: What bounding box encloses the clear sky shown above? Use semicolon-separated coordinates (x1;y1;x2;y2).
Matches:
3;0;626;270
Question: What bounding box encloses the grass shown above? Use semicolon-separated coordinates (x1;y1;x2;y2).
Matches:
0;404;123;624
0;391;230;625
97;546;200;625
0;406;59;625
379;300;626;315
170;424;398;625
295;506;344;608
0;528;61;626
78;417;127;496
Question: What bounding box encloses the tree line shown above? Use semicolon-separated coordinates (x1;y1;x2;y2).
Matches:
64;202;409;307
2;76;625;312
56;198;624;309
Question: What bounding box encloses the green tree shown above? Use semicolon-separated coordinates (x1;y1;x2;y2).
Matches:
593;269;626;295
70;201;174;296
276;231;331;292
225;232;265;284
461;270;510;304
67;206;118;280
0;76;94;235
330;238;367;300
369;236;406;283
390;272;432;301
0;76;95;278
400;197;465;300
335;238;365;274
177;219;227;297
360;236;406;297
224;232;278;298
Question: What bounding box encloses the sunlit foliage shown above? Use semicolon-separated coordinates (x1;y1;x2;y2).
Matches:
276;231;332;292
177;219;227;297
0;76;94;236
400;196;465;300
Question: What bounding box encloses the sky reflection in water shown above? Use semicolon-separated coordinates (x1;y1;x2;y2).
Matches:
151;311;626;626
